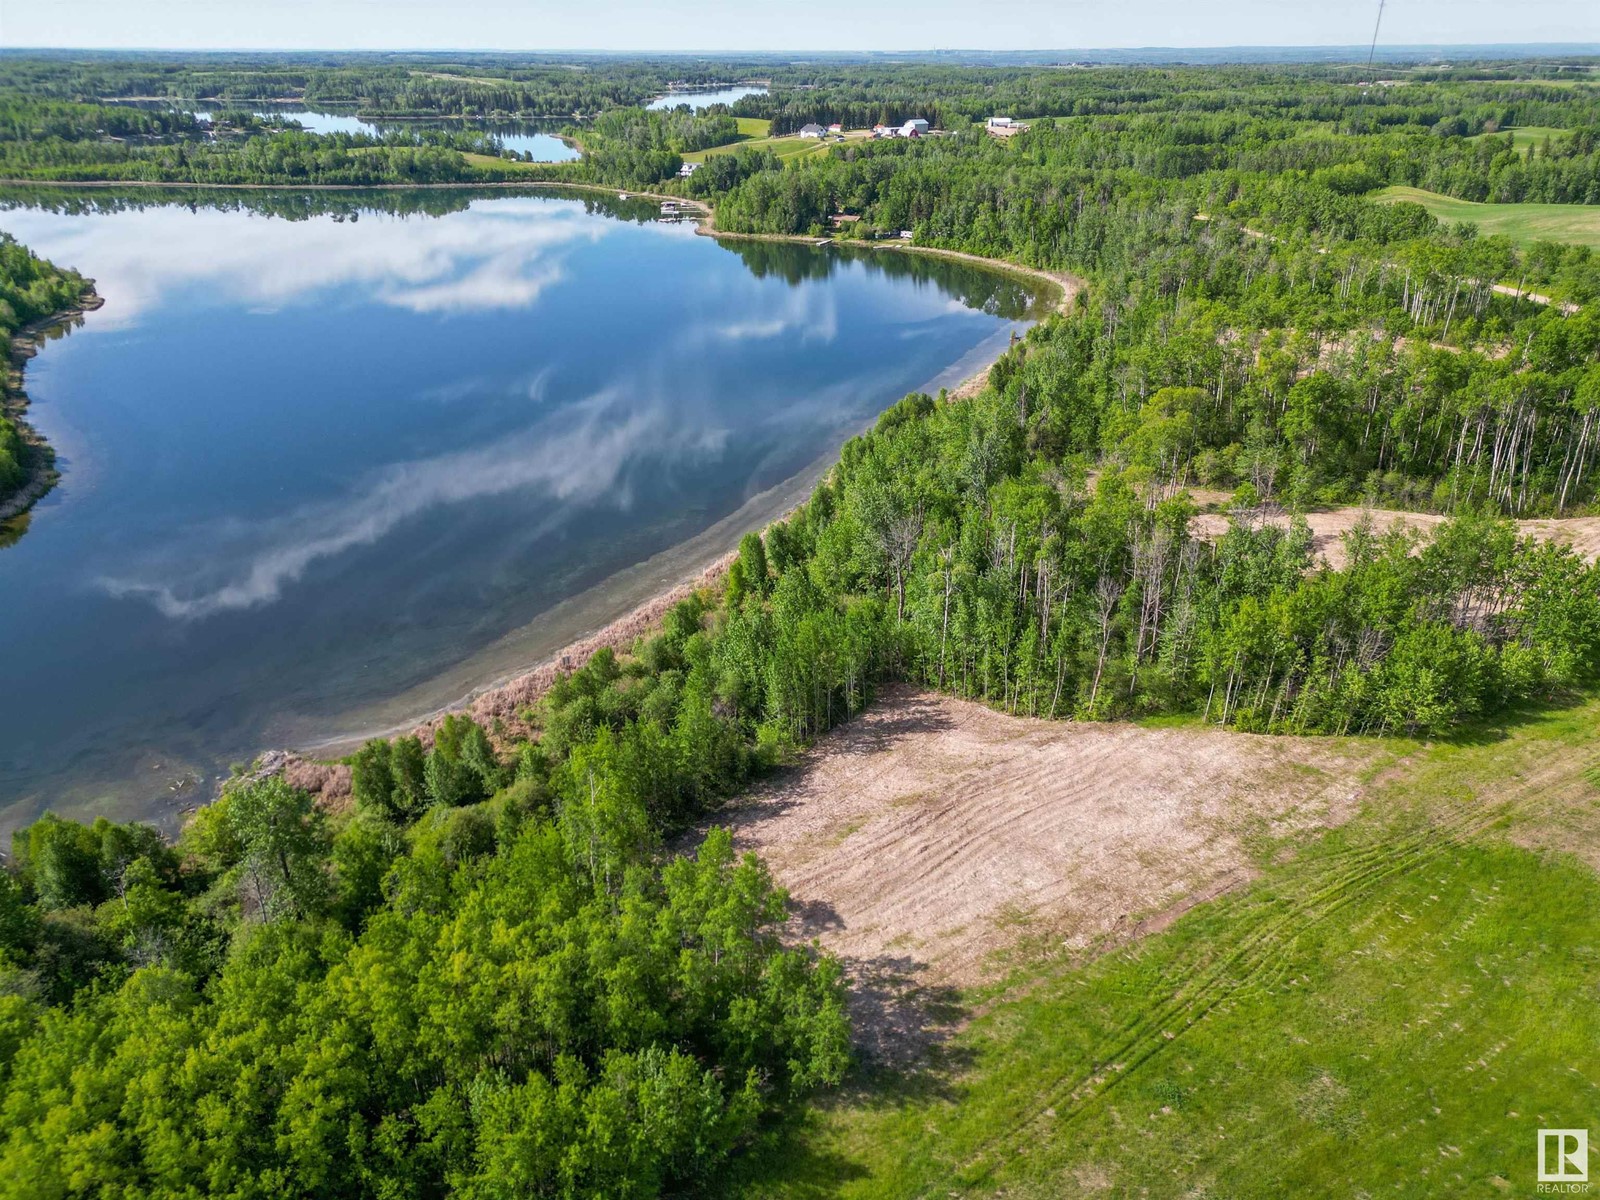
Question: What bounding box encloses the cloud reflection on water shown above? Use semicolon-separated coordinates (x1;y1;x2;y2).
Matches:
0;198;604;326
101;387;729;620
14;197;997;622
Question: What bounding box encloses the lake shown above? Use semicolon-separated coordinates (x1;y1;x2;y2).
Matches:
648;85;767;110
0;187;1044;833
193;106;581;161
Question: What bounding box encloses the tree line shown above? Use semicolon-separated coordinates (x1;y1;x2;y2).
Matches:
0;233;91;505
1;654;850;1195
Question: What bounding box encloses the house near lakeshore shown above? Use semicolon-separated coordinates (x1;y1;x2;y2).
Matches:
798;123;827;138
677;161;700;177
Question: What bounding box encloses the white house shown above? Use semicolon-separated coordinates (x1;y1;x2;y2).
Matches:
900;118;930;137
798;123;827;139
827;123;843;133
677;161;700;177
987;116;1014;129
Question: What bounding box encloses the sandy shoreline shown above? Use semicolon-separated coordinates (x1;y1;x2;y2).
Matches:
281;325;1025;800
696;223;1084;317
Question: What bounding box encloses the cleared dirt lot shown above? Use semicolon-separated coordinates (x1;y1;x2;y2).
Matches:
724;686;1388;1057
1189;504;1600;569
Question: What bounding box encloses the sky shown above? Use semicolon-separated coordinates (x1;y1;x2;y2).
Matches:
4;0;1597;53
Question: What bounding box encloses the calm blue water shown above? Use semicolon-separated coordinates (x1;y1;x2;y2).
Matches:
481;125;580;161
265;108;381;137
0;189;1039;829
183;109;380;137
192;108;581;162
648;85;767;111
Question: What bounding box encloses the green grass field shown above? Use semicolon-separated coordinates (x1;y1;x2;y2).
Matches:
1469;125;1569;151
1378;185;1600;251
683;120;846;165
722;699;1600;1198
461;151;561;171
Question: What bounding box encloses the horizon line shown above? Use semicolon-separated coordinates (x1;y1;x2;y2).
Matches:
3;42;1598;57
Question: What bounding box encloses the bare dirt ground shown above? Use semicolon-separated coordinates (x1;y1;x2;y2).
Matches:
723;685;1387;1059
1189;504;1600;569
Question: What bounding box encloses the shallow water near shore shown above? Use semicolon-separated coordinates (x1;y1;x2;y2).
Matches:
0;187;1044;833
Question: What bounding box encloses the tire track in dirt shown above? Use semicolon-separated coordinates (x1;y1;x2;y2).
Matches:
724;687;1383;1057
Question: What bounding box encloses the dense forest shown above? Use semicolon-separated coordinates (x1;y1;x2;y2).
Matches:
3;59;1598;200
0;96;547;184
0;53;748;117
1;51;1599;1198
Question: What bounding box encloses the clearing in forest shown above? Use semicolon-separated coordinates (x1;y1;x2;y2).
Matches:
1377;184;1600;251
1468;124;1570;150
721;695;1600;1199
1187;503;1600;569
683;121;861;164
725;686;1388;1053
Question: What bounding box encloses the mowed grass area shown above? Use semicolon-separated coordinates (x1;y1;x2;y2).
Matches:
1378;185;1600;251
684;121;851;165
722;699;1600;1199
460;151;566;172
732;116;773;139
1469;125;1570;151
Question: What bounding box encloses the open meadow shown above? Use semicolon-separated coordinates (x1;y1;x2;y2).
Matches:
1378;184;1600;250
683;119;863;163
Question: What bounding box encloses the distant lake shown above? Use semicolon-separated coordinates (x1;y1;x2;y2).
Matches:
267;111;580;162
155;103;580;162
648;85;768;111
0;188;1044;832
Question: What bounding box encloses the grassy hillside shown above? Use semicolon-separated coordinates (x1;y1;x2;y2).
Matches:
723;698;1600;1198
683;119;845;164
1469;125;1570;150
1378;184;1600;250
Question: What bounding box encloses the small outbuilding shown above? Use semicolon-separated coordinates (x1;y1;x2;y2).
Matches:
986;116;1029;137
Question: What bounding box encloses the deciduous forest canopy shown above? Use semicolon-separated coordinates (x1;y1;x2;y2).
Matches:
1;47;1598;1198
